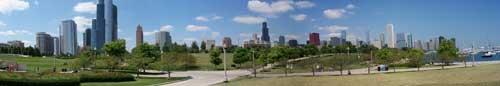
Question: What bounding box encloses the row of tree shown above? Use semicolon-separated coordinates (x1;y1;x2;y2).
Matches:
0;46;46;56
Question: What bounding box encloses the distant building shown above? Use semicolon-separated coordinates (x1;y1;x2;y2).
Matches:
155;31;172;49
136;25;143;47
261;22;270;43
387;24;395;48
278;35;285;45
223;37;232;47
59;20;78;55
330;37;343;47
83;28;91;48
396;33;406;49
379;33;386;48
308;32;320;46
414;40;423;50
36;32;54;55
53;37;60;55
288;39;298;47
7;40;24;48
341;30;347;41
205;40;215;50
406;33;413;48
372;39;382;49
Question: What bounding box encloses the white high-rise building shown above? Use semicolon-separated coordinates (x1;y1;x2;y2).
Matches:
59;20;77;55
387;24;395;48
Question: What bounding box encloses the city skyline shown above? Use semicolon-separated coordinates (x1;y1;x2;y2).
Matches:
1;0;500;50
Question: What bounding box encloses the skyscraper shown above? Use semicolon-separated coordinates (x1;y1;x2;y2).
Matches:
387;24;395;48
406;33;413;48
83;28;91;48
330;37;342;47
379;33;386;48
53;37;60;55
104;0;118;42
36;32;54;55
278;35;285;45
288;39;298;47
136;25;143;47
308;32;320;46
396;33;406;49
59;20;77;55
155;31;172;49
261;22;270;43
93;0;106;51
341;30;347;41
223;37;232;47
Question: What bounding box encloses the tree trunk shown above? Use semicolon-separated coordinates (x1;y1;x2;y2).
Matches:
393;65;396;72
441;60;445;70
417;65;420;71
340;65;343;76
312;67;315;76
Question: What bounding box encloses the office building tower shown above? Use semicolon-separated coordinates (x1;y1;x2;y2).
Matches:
59;20;78;55
278;35;285;45
136;25;143;47
288;39;298;47
7;40;24;48
309;32;320;46
330;37;343;47
53;37;60;55
379;33;386;48
155;31;172;49
261;22;270;43
223;37;232;47
36;32;54;55
406;33;413;48
387;24;395;48
104;0;118;42
396;33;406;49
83;28;91;47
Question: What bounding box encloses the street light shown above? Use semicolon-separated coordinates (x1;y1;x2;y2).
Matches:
347;47;351;75
223;44;228;83
252;49;256;78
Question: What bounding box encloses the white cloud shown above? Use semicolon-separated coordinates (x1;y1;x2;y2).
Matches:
0;0;30;15
285;34;300;39
247;0;294;16
294;1;315;9
0;21;6;28
290;14;306;21
186;25;209;32
233;16;266;24
143;31;157;36
195;16;209;22
323;9;346;19
346;4;356;9
73;16;92;32
211;31;220;39
160;25;174;31
21;40;33;47
74;2;96;14
0;30;33;36
317;25;349;37
195;15;223;22
323;4;356;20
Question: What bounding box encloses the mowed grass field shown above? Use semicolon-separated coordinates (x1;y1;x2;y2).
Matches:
191;53;234;70
216;63;500;86
0;55;73;71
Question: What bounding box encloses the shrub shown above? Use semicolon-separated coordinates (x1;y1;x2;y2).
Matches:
0;72;80;86
80;72;135;82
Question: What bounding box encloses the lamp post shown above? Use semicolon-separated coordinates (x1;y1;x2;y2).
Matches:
252;49;256;78
347;47;351;75
223;44;228;83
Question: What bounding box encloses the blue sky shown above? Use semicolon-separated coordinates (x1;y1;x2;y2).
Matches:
1;0;500;50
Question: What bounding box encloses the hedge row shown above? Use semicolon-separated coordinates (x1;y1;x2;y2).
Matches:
0;72;80;86
80;72;135;82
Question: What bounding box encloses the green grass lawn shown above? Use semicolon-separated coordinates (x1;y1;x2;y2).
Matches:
191;53;235;70
216;63;500;86
0;55;74;72
260;54;369;74
81;77;189;86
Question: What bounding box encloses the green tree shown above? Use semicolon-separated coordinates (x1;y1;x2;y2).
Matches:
190;41;200;53
375;48;399;72
102;40;128;71
233;48;250;68
130;43;161;77
200;41;207;53
159;52;180;78
407;48;425;71
304;44;319;56
162;43;170;53
209;48;222;68
437;38;458;69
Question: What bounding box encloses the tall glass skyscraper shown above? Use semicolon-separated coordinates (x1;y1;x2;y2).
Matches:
59;20;77;55
92;0;117;51
261;22;270;43
155;31;172;49
387;24;395;48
